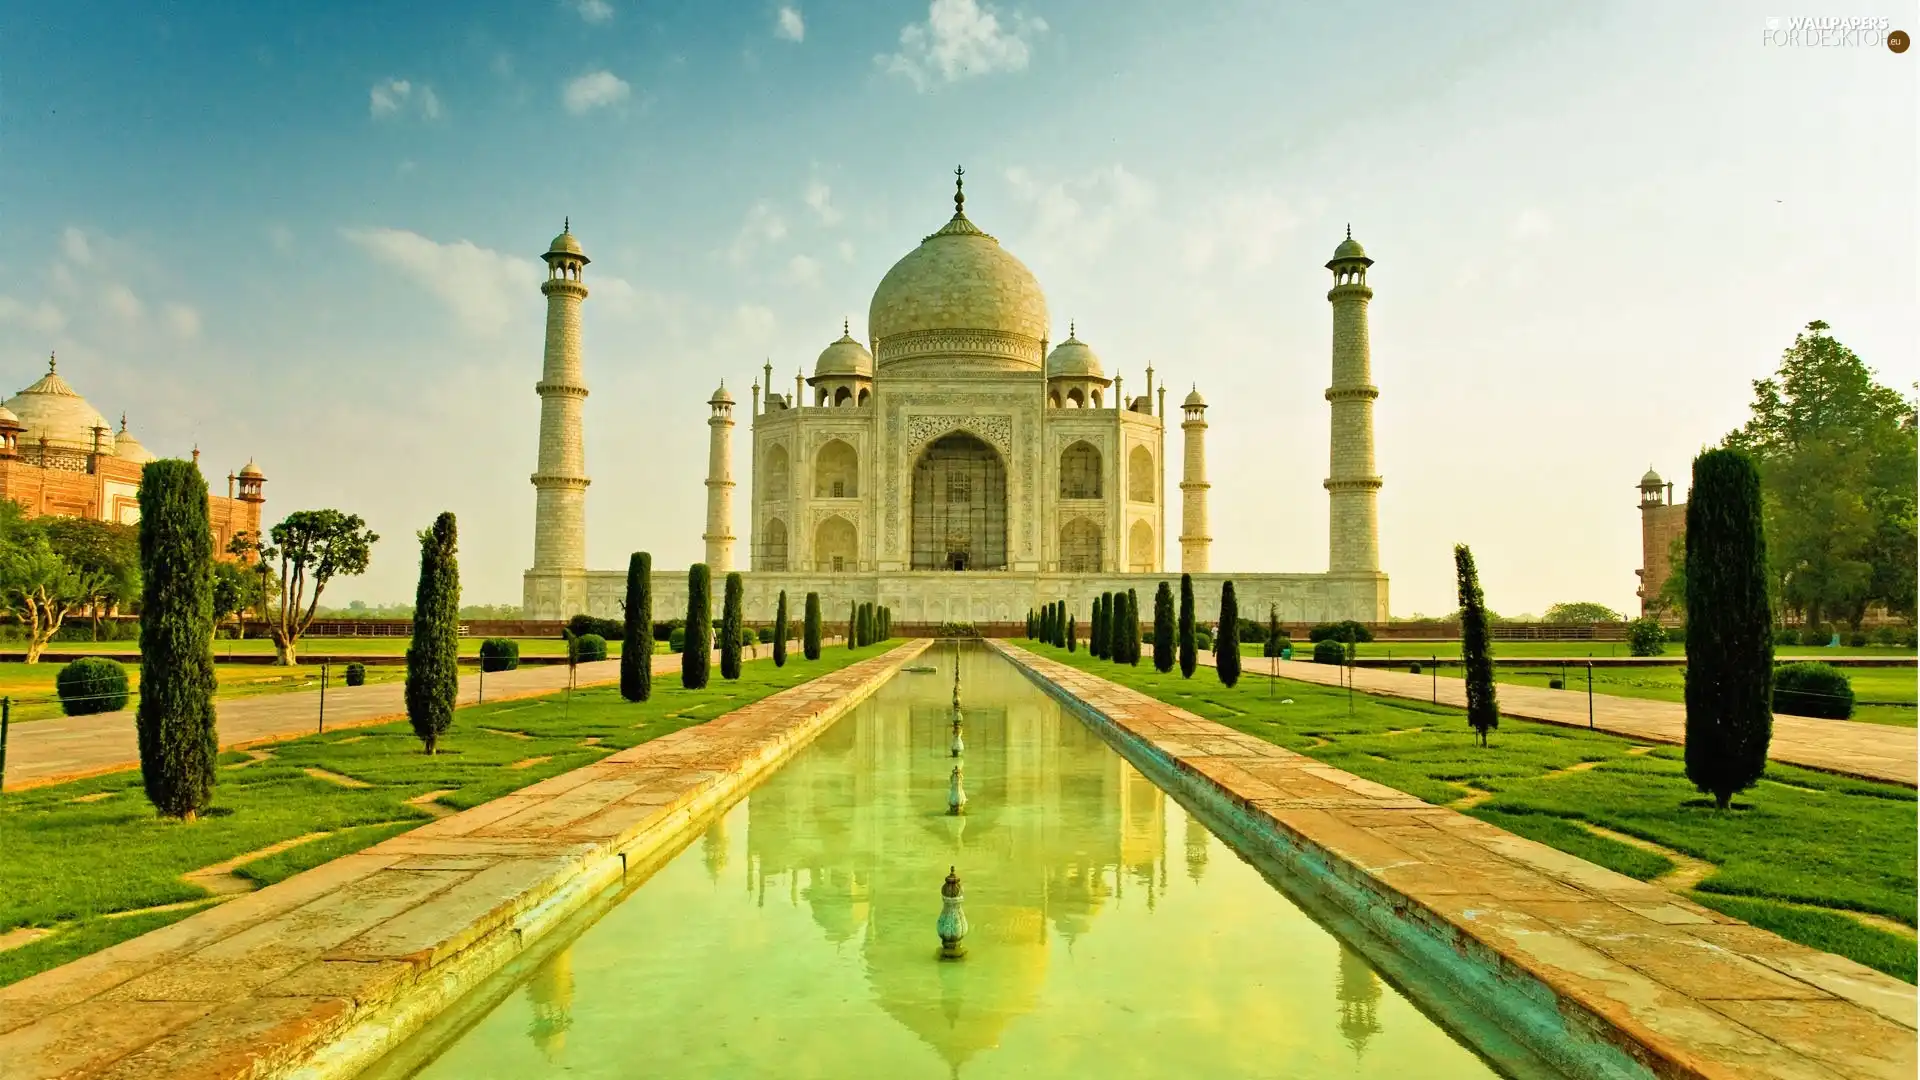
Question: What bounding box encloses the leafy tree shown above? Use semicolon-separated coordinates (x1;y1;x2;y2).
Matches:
1655;532;1688;618
405;512;459;754
0;528;103;663
1684;449;1775;809
1264;604;1284;657
682;564;711;689
1153;582;1174;672
1454;544;1499;746
1216;581;1241;687
211;557;263;633
720;572;744;680
621;553;652;701
42;518;139;639
1542;601;1623;624
803;591;822;660
1178;574;1197;678
232;510;379;665
135;459;217;819
773;590;789;668
1724;321;1918;627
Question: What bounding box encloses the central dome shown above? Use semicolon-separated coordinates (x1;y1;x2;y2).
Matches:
867;176;1049;364
5;356;115;454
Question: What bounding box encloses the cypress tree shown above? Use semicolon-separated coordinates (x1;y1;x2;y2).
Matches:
1216;581;1241;687
1106;592;1120;660
1454;544;1499;746
1025;609;1035;639
720;572;744;680
1178;573;1197;678
863;602;875;645
621;552;652;701
1055;601;1067;646
682;563;711;689
1067;615;1078;652
1091;593;1108;659
772;590;789;667
135;459;218;820
803;591;822;660
1047;602;1059;645
1153;582;1174;672
1684;449;1774;809
1042;602;1053;645
406;512;461;754
1126;588;1142;665
848;602;858;649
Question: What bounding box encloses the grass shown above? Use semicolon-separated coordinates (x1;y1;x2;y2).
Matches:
0;643;890;988
30;635;628;659
1335;640;1914;660
1428;662;1918;728
0;661;412;724
1021;642;1919;983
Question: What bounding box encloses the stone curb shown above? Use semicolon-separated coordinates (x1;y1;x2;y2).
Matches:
994;642;1917;1080
0;641;929;1080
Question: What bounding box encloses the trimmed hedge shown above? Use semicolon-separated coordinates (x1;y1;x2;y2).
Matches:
1308;620;1373;644
669;627;686;653
57;657;129;716
344;662;366;687
478;637;520;672
1312;639;1346;665
567;614;622;640
1772;662;1854;720
575;633;609;663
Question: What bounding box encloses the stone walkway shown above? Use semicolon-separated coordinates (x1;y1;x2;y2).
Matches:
1201;651;1918;787
0;642;927;1080
998;643;1917;1080
2;647;786;793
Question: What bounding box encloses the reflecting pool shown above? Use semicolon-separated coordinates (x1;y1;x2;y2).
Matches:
383;645;1518;1079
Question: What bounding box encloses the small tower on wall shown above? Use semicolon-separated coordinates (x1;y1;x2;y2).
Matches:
531;222;592;580
1179;386;1211;572
1324;226;1382;575
1635;466;1684;617
705;382;736;572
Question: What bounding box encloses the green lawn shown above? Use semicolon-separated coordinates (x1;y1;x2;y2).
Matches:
1021;642;1919;983
1336;639;1915;661
33;635;629;659
0;662;413;724
0;644;889;988
1423;662;1918;728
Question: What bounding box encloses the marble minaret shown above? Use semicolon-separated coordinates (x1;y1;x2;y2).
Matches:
1324;227;1381;574
1179;386;1211;572
531;222;590;574
704;382;736;571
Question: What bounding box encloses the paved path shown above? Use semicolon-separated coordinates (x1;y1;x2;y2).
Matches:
2;646;803;792
1194;651;1917;787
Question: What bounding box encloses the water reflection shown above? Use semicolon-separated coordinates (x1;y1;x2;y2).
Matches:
1337;944;1384;1059
522;949;573;1063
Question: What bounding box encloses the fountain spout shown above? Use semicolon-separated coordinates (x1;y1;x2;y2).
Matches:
947;763;967;814
937;866;969;959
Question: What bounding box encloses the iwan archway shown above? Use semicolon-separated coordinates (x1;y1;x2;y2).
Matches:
910;431;1007;571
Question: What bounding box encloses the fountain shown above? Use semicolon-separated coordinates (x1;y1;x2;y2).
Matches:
947;763;967;814
936;866;968;960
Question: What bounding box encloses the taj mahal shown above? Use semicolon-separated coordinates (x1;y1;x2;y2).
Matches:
521;170;1388;626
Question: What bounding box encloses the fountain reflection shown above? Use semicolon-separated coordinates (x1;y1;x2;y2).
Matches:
523;947;574;1062
1337;943;1384;1058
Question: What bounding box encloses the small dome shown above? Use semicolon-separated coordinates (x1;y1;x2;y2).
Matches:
114;420;157;465
5;356;115;453
0;406;19;427
709;382;734;405
240;459;265;478
546;222;586;261
813;326;874;378
1332;236;1368;261
1640;467;1663;487
1183;386;1206;408
1045;327;1105;379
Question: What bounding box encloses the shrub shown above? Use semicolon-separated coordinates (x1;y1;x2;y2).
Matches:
1903;628;1918;649
652;619;682;642
757;626;773;643
1627;617;1667;657
1548;676;1564;690
575;633;608;663
1313;639;1346;665
1666;625;1688;646
57;657;129;716
567;613;622;640
1455;544;1499;747
1195;628;1212;651
1216;582;1241;687
935;621;980;638
479;637;520;672
135;459;218;820
1237;617;1266;644
1682;448;1774;809
1772;662;1854;720
1773;626;1801;647
803;592;822;660
682;564;711;689
1409;661;1422;674
1848;632;1867;648
1308;620;1374;644
1870;625;1896;646
669;627;686;653
621;552;652;703
344;662;366;687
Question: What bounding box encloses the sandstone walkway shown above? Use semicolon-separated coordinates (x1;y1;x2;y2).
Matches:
2;647;784;793
1200;651;1918;787
998;643;1916;1080
0;642;926;1080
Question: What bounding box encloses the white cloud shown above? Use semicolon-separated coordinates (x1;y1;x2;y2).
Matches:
1004;164;1154;260
787;254;823;286
803;179;840;224
569;0;613;23
838;240;855;262
563;69;630;114
775;6;805;42
880;0;1046;91
162;303;201;339
104;284;144;322
1511;207;1553;239
726;202;788;265
370;78;441;120
342;227;540;335
1180;191;1301;272
61;228;92;266
0;296;67;336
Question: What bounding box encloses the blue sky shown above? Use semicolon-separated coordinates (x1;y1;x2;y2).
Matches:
1;1;1913;615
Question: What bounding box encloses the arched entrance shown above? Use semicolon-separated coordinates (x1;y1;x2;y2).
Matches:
911;432;1007;570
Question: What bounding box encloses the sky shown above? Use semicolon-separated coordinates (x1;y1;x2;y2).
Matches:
1;0;1913;617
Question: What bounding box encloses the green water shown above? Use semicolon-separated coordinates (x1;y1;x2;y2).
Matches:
391;646;1512;1079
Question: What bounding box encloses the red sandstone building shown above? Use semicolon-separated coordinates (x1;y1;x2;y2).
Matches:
1636;466;1684;619
0;354;264;551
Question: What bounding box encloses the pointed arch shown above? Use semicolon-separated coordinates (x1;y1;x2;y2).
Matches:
1128;445;1154;502
1060;518;1102;572
1128;519;1154;572
910;432;1007;570
815;515;857;572
765;444;790;501
815;439;858;498
763;518;789;571
1060;440;1102;499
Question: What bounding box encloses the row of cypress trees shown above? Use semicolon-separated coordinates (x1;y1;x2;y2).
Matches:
847;602;893;648
1089;589;1144;666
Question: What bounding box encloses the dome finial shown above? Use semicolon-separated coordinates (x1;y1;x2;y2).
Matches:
564;216;570;234
1346;222;1351;241
47;351;56;374
843;317;850;337
119;412;127;432
953;164;965;216
1069;319;1076;339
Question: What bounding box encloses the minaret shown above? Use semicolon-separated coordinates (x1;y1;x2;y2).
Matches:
1179;386;1210;572
1324;226;1381;575
704;381;736;571
531;221;591;574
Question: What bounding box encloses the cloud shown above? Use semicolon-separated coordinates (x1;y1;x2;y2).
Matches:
879;0;1046;91
342;227;539;335
1511;207;1553;240
370;78;441;120
104;284;143;321
787;254;823;286
162;303;202;339
1180;191;1301;272
803;179;840;224
61;228;92;266
1003;164;1154;260
569;0;613;23
563;69;630;114
726;202;788;265
0;296;66;336
775;6;805;41
838;240;855;262
267;224;295;253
